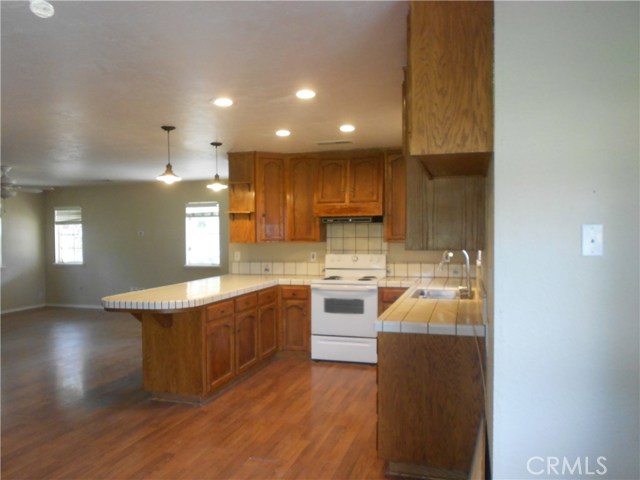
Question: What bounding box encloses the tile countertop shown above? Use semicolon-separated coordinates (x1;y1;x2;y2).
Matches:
376;278;486;337
101;274;322;312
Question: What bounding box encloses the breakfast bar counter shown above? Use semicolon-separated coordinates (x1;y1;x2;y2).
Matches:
102;274;320;404
102;274;319;313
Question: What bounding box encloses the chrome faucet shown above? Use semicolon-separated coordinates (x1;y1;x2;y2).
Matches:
439;249;474;299
458;249;473;299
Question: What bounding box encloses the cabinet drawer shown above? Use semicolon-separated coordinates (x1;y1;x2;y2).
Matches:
280;286;309;300
235;293;258;312
207;299;234;321
259;287;278;306
379;287;408;303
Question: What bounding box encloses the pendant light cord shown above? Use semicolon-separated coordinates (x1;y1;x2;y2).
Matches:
167;129;171;166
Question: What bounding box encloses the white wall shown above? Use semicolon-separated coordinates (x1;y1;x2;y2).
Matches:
492;2;639;479
0;194;47;312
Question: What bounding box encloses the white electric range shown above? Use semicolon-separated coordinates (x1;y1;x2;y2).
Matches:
310;254;386;364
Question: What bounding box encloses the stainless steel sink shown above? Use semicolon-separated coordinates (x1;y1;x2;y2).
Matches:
411;288;459;300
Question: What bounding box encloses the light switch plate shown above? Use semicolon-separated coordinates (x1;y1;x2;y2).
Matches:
233;251;241;261
582;224;603;256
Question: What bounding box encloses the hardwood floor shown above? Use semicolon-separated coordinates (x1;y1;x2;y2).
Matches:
1;307;388;480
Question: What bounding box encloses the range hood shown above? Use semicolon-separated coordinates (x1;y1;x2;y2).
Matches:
321;216;383;224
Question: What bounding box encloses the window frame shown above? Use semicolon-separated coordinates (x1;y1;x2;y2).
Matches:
54;206;84;265
184;201;221;268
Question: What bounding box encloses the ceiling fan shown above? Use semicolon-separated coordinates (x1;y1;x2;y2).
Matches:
1;166;53;199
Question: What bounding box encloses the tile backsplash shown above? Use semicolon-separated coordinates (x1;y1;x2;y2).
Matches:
229;260;475;279
326;223;387;254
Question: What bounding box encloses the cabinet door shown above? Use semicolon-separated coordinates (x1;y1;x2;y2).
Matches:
287;154;324;241
426;176;485;251
206;316;235;392
235;309;259;374
378;287;408;316
282;299;309;352
384;152;406;241
258;302;278;359
314;155;348;215
256;153;286;242
281;295;310;352
406;1;493;157
348;153;384;215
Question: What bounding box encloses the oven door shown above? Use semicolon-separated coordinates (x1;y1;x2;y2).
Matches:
311;284;378;337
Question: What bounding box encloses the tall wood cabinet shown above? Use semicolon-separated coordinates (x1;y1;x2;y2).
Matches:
313;150;384;217
405;0;493;175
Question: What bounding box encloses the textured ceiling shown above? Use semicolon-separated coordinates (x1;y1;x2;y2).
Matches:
1;0;408;187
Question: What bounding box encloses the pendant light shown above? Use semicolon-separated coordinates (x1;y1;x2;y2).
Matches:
206;141;228;191
29;0;54;18
156;125;182;184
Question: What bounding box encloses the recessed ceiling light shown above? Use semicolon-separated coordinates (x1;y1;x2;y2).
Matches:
296;89;316;100
212;97;233;107
339;124;356;133
276;129;291;137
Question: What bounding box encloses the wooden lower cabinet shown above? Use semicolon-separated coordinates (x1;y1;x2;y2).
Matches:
377;332;485;478
258;287;278;359
378;287;408;315
137;285;311;403
205;316;235;392
280;286;310;352
235;308;259;374
234;293;259;374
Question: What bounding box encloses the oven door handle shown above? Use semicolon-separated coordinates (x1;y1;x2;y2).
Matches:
311;285;378;293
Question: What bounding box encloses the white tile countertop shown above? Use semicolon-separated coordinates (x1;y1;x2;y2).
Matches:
376;278;486;337
101;274;322;312
102;274;486;337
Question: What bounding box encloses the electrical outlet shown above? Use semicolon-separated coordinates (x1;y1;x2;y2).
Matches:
234;251;241;261
310;251;317;262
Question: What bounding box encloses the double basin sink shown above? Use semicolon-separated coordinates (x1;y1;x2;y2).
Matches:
411;287;474;300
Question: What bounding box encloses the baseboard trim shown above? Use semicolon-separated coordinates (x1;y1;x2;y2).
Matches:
1;303;103;315
45;303;103;310
1;303;47;315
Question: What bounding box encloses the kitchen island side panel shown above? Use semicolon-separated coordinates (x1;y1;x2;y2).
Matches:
141;310;205;398
377;332;485;474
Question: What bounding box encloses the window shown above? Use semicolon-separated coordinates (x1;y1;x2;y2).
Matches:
54;207;83;264
185;202;220;266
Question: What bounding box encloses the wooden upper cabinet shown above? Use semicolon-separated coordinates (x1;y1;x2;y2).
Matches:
405;1;493;175
287;154;324;242
348;153;384;208
315;154;348;206
405;156;485;251
384;150;406;242
313;151;384;217
255;153;286;242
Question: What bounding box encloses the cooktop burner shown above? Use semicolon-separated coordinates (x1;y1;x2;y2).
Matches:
359;276;376;281
323;275;343;280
